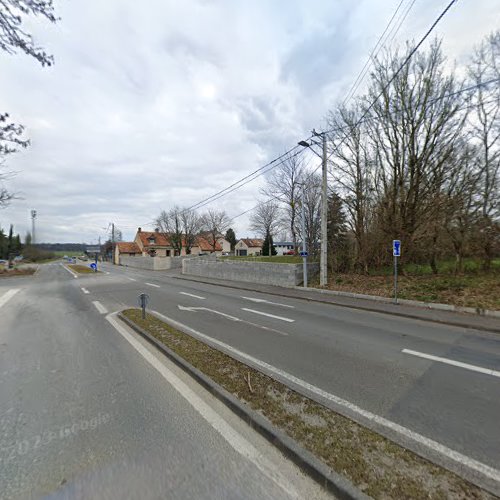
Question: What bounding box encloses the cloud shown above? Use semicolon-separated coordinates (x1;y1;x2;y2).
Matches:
0;0;498;242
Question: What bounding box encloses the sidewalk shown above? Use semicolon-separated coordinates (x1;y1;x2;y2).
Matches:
170;272;500;334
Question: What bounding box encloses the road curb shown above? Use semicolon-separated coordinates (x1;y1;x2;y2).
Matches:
118;311;369;500
171;274;500;334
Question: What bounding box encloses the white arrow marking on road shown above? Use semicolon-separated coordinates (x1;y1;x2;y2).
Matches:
178;305;239;321
145;282;160;288
403;349;500;378
127;277;137;281
241;296;295;309
92;301;108;314
179;292;206;300
81;287;90;294
241;308;295;323
0;289;20;309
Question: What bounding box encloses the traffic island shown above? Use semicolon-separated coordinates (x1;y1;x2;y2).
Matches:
0;267;36;277
119;308;494;500
67;264;100;274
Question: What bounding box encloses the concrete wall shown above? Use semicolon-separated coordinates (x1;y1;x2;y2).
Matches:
119;254;213;271
182;259;319;287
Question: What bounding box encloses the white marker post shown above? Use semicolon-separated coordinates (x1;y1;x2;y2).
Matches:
393;240;401;304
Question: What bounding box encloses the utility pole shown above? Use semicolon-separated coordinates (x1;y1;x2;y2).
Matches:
31;209;37;245
301;184;308;288
111;223;115;243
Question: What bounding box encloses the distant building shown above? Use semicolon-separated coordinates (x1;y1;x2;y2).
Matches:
273;241;296;256
234;238;264;256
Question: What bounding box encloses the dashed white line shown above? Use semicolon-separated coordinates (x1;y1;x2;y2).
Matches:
241;308;295;323
81;287;90;294
241;296;295;309
179;292;206;300
92;301;108;314
126;277;137;281
105;312;300;499
402;349;500;378
145;282;160;288
148;310;500;485
0;289;20;309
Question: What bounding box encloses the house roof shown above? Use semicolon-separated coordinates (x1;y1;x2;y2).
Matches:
274;241;295;246
196;236;222;252
137;231;171;248
116;242;141;253
239;238;264;248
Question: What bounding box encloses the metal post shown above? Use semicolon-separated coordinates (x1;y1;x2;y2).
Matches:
394;255;398;304
301;185;308;288
320;133;328;287
31;209;37;245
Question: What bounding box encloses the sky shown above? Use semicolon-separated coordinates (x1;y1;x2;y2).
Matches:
0;0;498;244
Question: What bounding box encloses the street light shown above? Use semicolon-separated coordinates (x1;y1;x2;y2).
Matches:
298;132;328;287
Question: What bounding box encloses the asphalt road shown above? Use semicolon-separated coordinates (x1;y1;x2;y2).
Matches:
0;264;333;500
73;260;500;492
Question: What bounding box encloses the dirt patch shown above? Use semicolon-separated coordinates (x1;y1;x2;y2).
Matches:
0;267;36;277
122;308;496;500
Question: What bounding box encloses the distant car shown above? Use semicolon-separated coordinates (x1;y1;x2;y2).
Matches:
14;255;23;261
284;250;296;255
0;259;7;265
221;252;230;256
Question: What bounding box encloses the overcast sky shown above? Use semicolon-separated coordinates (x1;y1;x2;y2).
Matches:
0;0;498;243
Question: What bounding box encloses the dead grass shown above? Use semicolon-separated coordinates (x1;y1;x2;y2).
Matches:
122;308;495;500
325;272;500;311
0;267;36;277
68;264;99;274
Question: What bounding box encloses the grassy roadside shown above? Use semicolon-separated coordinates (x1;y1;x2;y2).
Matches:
68;264;99;274
122;308;493;500
0;267;36;277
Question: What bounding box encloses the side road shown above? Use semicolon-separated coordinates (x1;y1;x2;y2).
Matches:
169;272;500;333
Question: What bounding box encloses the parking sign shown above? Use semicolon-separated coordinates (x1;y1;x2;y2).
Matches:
393;240;401;257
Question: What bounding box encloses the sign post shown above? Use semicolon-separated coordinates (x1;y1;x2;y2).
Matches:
138;293;150;319
393;240;401;304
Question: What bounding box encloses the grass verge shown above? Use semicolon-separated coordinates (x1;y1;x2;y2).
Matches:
325;272;500;311
68;264;99;274
122;308;494;500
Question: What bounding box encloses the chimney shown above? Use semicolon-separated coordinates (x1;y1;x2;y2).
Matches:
155;227;159;233
138;227;141;233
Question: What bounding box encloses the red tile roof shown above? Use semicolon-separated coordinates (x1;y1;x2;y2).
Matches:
196;236;222;252
137;231;171;248
240;238;264;248
116;242;141;253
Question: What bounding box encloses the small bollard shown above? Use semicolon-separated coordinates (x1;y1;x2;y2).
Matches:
138;293;150;319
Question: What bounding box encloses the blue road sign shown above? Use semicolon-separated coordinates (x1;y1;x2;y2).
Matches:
300;251;308;257
393;240;401;257
90;263;97;270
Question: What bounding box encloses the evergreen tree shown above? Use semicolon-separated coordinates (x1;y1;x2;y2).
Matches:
262;230;277;256
225;228;237;251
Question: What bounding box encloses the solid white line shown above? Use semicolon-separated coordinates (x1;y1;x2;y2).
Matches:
241;296;295;309
178;305;240;321
60;263;78;278
150;310;500;485
0;289;20;309
241;308;295;323
105;313;300;499
179;292;206;300
127;277;137;281
81;287;90;295
402;349;500;378
145;282;160;288
92;301;108;314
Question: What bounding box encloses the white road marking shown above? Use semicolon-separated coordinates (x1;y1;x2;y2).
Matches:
92;301;108;314
145;282;160;288
127;277;137;281
150;310;500;485
402;349;500;378
81;288;90;294
178;305;239;321
105;313;300;499
179;292;206;300
241;296;295;309
241;308;295;323
60;263;78;278
0;289;20;309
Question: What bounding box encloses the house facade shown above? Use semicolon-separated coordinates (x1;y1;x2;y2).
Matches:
234;238;264;256
274;241;296;256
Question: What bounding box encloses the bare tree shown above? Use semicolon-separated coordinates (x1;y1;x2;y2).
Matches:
156;207;183;255
301;173;322;257
181;209;202;254
201;209;231;252
261;153;305;251
249;201;281;238
468;30;500;270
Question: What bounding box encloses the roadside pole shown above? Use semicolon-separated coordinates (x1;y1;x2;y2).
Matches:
393;240;401;304
301;185;308;288
320;132;328;287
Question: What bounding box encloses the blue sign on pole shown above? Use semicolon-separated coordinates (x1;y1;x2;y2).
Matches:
90;263;97;270
393;240;401;257
300;251;308;257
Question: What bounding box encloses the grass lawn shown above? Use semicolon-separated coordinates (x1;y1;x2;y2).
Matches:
220;255;311;264
68;264;99;274
122;308;490;499
326;259;500;310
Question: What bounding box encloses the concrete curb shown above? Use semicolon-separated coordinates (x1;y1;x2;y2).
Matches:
294;286;500;319
118;312;370;500
172;274;500;334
